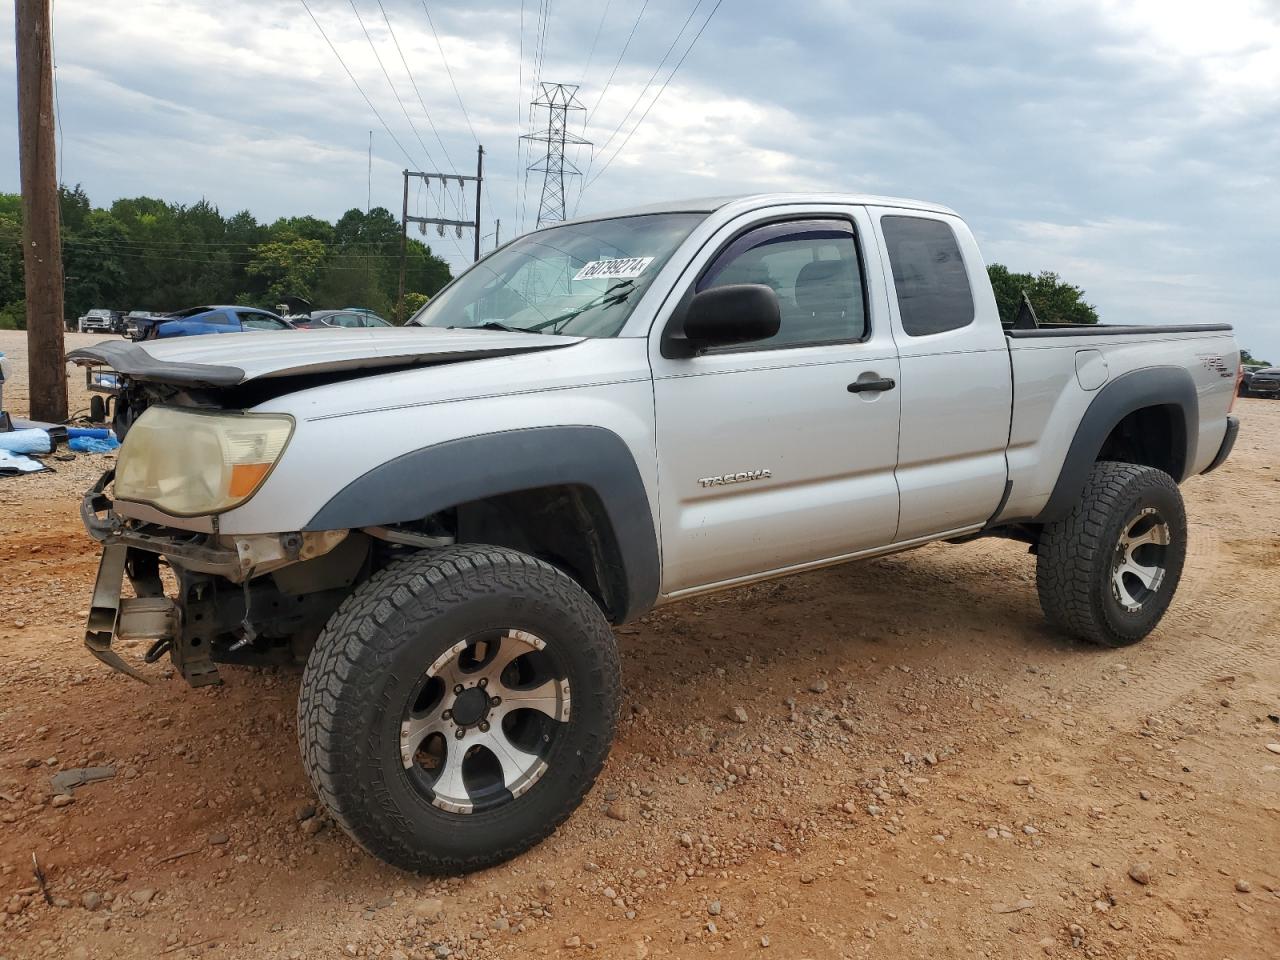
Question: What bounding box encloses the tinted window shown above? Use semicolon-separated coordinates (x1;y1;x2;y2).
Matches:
330;313;362;328
201;311;233;326
881;216;974;336
238;312;287;330
698;220;866;347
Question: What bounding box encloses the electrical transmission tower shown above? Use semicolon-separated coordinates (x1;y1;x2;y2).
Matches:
521;83;590;227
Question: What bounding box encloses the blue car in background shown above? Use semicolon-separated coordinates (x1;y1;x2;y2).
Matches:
135;306;297;340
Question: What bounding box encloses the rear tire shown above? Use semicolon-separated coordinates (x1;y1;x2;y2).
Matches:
297;545;620;873
1036;461;1186;647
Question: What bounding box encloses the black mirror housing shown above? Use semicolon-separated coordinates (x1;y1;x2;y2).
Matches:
680;284;781;352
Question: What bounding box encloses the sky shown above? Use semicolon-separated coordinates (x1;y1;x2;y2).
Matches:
2;0;1278;359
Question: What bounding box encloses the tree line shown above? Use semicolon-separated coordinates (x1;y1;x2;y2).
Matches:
16;189;1247;347
0;185;454;329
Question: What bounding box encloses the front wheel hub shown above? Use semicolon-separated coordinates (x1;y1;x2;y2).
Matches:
449;687;489;727
399;629;571;815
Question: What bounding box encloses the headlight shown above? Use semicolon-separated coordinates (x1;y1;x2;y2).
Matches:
114;407;294;516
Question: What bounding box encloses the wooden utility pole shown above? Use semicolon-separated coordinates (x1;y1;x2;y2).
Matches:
397;169;408;323
398;146;486;313
472;145;483;263
15;0;67;422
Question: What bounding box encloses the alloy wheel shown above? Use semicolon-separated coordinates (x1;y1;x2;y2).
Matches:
1111;506;1171;613
399;629;571;814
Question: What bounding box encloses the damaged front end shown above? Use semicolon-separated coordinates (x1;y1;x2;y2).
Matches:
82;470;366;687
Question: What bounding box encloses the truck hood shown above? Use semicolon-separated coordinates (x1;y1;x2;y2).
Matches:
67;327;581;388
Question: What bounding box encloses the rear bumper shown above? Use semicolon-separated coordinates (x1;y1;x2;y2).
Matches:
1201;415;1239;475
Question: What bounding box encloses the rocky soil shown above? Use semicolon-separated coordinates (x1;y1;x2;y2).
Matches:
0;330;1277;959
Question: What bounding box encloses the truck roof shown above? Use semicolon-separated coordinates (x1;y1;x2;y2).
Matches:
564;192;959;225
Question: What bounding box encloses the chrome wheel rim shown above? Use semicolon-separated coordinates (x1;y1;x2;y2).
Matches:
1111;507;1171;613
400;629;570;814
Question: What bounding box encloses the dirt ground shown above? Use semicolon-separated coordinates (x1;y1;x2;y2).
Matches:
1;329;1277;960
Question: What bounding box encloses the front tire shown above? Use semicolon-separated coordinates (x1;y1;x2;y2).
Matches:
297;545;620;873
1036;461;1187;647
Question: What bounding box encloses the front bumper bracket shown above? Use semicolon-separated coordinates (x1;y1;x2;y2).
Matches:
85;542;217;686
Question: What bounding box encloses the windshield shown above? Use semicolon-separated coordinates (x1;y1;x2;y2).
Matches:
410;213;705;337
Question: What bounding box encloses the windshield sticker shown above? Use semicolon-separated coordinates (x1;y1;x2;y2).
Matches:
573;256;654;282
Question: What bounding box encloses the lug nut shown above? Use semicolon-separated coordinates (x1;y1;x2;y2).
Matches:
455;729;465;740
442;709;452;721
479;721;490;732
454;684;464;694
489;696;501;707
478;678;487;688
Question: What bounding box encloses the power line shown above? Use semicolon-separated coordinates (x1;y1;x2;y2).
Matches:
418;0;497;229
343;0;473;266
296;0;419;170
520;0;552;233
50;0;64;185
585;0;703;183
531;0;553;100
419;1;478;145
375;0;457;175
584;0;649;126
578;0;613;87
513;0;527;235
585;0;723;192
346;0;439;172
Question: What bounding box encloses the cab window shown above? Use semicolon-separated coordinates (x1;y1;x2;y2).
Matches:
881;215;974;336
697;219;867;347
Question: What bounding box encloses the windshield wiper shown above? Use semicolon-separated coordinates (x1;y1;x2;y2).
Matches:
527;280;637;334
447;321;535;334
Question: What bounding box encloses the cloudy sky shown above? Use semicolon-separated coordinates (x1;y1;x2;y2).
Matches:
2;0;1277;357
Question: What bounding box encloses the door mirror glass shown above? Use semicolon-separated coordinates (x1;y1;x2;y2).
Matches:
682;284;781;350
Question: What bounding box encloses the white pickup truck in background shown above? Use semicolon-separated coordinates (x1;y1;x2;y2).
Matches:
69;193;1240;874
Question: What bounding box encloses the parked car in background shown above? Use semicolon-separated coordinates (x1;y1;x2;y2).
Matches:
135;306;296;340
123;311;157;339
292;308;393;330
1244;366;1280;398
78;309;118;334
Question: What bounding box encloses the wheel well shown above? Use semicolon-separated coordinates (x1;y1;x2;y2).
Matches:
448;485;629;623
1095;405;1187;480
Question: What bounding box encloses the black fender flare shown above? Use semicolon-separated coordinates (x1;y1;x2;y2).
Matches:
1034;366;1198;524
303;425;659;622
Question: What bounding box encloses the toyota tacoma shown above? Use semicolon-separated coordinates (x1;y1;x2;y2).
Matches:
69;193;1241;874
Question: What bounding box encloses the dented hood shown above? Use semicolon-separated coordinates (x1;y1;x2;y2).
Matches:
67;327;581;388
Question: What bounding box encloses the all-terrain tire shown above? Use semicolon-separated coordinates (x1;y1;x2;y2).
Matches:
1036;461;1187;647
297;545;620;874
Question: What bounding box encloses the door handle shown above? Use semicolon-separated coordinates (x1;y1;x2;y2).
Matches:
847;377;896;393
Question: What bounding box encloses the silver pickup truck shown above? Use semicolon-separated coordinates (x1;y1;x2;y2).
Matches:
69;193;1240;874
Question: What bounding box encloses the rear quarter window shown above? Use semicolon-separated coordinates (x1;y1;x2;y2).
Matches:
881;216;974;337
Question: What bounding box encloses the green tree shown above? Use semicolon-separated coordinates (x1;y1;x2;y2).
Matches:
269;215;335;247
334;206;400;251
0;186;452;321
246;237;328;302
59;184;92;234
987;263;1099;325
63;210;129;316
402;291;429;319
0;199;23;313
1240;349;1272;367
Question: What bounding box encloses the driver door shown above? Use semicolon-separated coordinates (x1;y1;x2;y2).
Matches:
650;208;902;596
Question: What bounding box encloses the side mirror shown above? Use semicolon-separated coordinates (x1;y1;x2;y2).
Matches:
681;284;781;351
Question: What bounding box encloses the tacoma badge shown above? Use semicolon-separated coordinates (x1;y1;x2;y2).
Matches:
698;469;772;488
